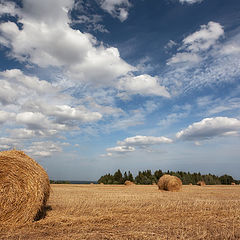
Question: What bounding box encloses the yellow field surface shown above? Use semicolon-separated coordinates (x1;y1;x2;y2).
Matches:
1;184;240;239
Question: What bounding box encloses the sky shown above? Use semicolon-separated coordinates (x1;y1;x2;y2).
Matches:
0;0;240;180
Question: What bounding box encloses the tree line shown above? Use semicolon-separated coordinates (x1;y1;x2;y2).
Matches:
97;169;239;185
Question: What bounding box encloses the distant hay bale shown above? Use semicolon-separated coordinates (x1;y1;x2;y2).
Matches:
99;183;104;185
231;182;236;185
157;174;182;192
0;150;50;226
152;182;157;185
124;180;135;186
189;183;193;185
197;181;206;186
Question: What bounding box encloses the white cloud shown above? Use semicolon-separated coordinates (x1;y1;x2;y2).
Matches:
118;135;173;147
182;22;224;52
196;96;240;116
167;22;224;65
167;52;201;65
98;0;131;22
219;33;240;56
73;14;109;33
0;111;15;124
0;69;56;106
7;128;39;139
176;117;240;141
107;145;135;153
24;141;63;157
165;40;177;50
0;0;170;98
1;69;54;93
0;69;103;139
179;0;203;4
23;103;102;123
0;0;134;87
219;44;240;55
118;74;170;97
0;137;20;150
0;1;18;16
104;135;173;155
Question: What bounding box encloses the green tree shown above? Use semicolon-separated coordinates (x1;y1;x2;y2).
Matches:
113;169;123;184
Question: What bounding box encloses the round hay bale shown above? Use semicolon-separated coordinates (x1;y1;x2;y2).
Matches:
99;183;104;185
157;174;182;192
197;181;206;186
189;183;193;185
231;182;236;185
0;150;50;226
152;182;157;185
124;180;135;186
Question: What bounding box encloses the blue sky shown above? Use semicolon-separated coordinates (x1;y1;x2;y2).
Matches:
0;0;240;180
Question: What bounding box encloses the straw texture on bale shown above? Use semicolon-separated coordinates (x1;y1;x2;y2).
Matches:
124;180;135;186
157;174;182;192
197;181;206;186
0;150;50;226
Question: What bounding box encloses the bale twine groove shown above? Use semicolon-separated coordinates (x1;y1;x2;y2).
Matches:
157;174;182;192
0;150;50;226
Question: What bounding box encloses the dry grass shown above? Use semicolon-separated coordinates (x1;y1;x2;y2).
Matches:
0;150;50;226
124;180;135;186
1;184;240;239
157;174;182;191
197;181;206;186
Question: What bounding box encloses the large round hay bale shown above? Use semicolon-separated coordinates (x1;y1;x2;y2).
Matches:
157;174;182;191
0;150;50;226
124;180;135;186
197;181;206;186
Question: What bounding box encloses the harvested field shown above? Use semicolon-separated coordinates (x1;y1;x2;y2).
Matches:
1;184;240;239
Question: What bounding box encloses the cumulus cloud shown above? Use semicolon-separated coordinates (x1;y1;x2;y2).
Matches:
98;0;131;22
0;0;18;16
22;102;102;123
7;128;39;139
0;0;134;87
0;69;55;106
0;69;103;141
118;135;173;147
167;21;224;65
182;22;224;52
106;145;135;153
0;137;22;151
24;141;63;157
16;112;64;130
0;0;166;97
176;117;240;141
104;135;173;156
118;74;170;97
0;111;15;124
